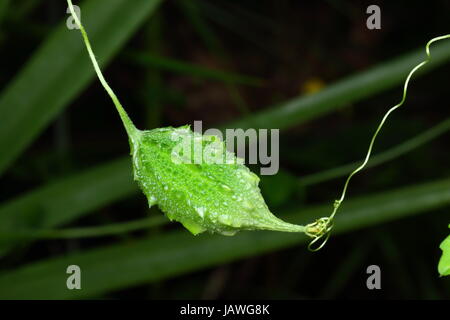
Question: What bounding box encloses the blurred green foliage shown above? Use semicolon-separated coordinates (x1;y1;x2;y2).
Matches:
0;0;449;299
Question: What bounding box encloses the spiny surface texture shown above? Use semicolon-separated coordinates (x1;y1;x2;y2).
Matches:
130;126;305;235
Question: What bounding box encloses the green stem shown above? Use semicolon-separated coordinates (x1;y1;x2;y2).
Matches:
66;0;139;141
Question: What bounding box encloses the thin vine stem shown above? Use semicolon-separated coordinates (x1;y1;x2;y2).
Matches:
307;34;450;251
67;0;139;140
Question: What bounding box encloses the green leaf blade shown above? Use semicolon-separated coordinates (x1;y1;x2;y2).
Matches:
132;126;305;235
438;227;450;277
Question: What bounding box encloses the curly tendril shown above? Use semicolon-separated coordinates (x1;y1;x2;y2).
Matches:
306;33;450;252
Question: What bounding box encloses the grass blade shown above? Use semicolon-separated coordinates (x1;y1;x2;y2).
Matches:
0;216;166;240
124;51;263;86
0;177;449;299
299;117;450;186
228;40;450;130
0;157;137;254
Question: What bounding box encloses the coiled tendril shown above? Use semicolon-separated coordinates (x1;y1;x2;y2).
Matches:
306;33;450;252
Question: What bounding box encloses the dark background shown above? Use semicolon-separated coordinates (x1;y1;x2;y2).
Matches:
0;0;449;299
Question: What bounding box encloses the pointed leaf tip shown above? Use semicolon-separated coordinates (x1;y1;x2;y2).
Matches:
130;126;306;235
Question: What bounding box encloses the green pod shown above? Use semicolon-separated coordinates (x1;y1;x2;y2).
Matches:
129;126;305;235
66;0;333;248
